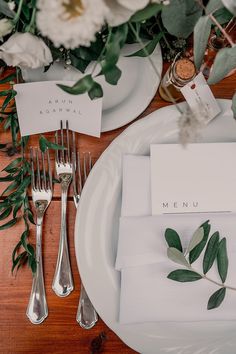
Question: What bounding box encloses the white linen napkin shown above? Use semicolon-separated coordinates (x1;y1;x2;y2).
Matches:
116;155;236;324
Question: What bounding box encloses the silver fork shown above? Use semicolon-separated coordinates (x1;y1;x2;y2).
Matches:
72;152;98;329
26;148;52;325
52;120;75;297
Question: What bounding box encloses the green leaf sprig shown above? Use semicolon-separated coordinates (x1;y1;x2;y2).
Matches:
165;220;236;310
0;70;63;274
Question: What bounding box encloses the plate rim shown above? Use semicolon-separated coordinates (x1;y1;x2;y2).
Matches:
101;43;163;132
74;99;236;353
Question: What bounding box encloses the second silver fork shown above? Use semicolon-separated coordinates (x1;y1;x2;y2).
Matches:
72;152;98;329
52;120;75;297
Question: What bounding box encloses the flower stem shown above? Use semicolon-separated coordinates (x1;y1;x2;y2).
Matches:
25;7;37;34
13;0;24;25
189;265;236;291
128;22;183;114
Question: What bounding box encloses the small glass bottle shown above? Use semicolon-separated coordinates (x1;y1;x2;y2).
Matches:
159;57;196;102
201;35;225;78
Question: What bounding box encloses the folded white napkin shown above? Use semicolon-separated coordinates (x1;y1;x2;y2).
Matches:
116;155;236;324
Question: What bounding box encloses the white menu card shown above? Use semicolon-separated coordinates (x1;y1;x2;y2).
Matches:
14;81;102;137
150;143;236;214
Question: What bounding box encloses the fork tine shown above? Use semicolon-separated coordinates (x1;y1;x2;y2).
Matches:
30;147;35;190
41;150;46;190
36;148;41;191
60;120;65;163
83;153;87;185
55;131;59;163
46;149;53;191
72;151;77;196
77;152;82;192
88;152;92;172
66;120;70;163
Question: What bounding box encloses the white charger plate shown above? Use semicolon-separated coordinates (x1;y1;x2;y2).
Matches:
75;99;236;354
22;44;162;133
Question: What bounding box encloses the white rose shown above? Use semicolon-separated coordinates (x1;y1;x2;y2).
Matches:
0;32;53;68
0;19;14;37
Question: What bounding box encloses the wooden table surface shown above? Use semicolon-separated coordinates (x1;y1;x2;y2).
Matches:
0;64;236;354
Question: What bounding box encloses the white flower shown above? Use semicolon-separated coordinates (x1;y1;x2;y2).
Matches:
0;32;53;68
0;19;14;37
105;0;169;27
36;0;109;49
8;1;16;11
105;0;149;27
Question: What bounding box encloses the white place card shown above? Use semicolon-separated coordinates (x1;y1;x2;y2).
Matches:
180;72;221;124
150;143;236;214
14;81;102;137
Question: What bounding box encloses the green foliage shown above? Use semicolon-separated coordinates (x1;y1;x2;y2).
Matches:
207;287;226;310
208;46;236;84
165;228;183;252
217;238;228;283
203;231;219;274
194;16;212;70
161;0;202;38
130;3;162;22
165;221;234;310
126;32;163;58
167;269;202;282
232;92;236;119
189;220;211;264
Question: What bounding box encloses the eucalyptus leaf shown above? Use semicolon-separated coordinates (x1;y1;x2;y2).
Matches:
207;287;226;310
39;135;65;152
161;0;202;38
0;217;18;230
0;206;12;220
206;0;224;14
189;220;211;264
165;228;183;252
101;65;121;85
3;157;22;172
88;81;103;99
186;227;204;254
194;16;212;70
131;3;162;22
21;229;30;252
167;269;202;282
208;46;236;84
203;231;220;274
126;32;163;57
217;238;228;283
213;7;233;24
232;92;236;119
167;247;190;267
222;0;236;15
58;74;94;95
11;251;27;274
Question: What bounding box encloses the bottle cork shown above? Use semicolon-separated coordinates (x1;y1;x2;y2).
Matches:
175;59;195;80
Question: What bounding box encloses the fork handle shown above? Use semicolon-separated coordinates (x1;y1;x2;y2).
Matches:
26;216;48;324
76;282;98;329
52;185;74;297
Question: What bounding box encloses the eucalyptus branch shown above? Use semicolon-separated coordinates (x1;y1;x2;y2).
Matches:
128;22;183;114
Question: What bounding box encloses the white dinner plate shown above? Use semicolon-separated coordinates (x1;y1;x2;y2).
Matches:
21;44;162;133
75;99;236;354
